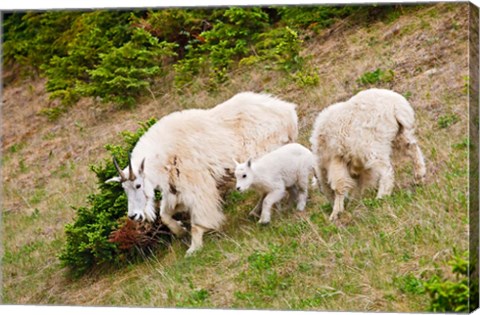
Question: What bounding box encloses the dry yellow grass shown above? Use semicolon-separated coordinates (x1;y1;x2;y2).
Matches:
1;3;471;311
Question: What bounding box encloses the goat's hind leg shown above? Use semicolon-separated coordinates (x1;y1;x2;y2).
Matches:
375;159;395;199
401;128;426;183
328;157;355;222
286;186;299;210
295;171;310;211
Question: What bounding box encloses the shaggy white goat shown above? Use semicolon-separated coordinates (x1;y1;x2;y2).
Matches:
234;143;315;224
106;92;298;255
310;88;426;222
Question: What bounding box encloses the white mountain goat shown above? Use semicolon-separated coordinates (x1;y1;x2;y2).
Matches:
234;143;315;224
310;88;426;222
106;92;298;255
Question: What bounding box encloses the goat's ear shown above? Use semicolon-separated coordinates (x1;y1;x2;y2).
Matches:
246;158;252;168
105;176;122;183
139;158;146;176
232;158;240;166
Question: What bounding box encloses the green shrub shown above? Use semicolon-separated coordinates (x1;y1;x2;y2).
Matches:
393;273;425;295
4;6;367;110
174;8;307;88
249;26;304;71
42;11;136;107
58;118;159;277
77;28;177;107
138;9;216;59
3;12;82;75
180;7;270;85
276;5;359;31
423;251;477;312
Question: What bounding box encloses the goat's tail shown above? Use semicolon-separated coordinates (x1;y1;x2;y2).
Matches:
394;97;416;131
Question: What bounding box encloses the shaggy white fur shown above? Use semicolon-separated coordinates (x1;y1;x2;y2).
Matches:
107;92;298;255
234;143;315;224
309;88;426;222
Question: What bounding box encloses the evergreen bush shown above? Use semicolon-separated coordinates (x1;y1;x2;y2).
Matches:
43;11;137;106
78;28;177;107
3;6;365;110
423;251;478;312
58;118;165;277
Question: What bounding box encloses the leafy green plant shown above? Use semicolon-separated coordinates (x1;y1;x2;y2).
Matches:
58;118;160;277
241;26;303;70
290;67;320;87
42;11;136;107
438;113;460;129
195;7;270;85
78;28;177;107
423;251;477;312
174;8;307;89
393;273;425;295
137;9;216;59
3;12;82;75
356;68;395;86
276;5;359;31
3;6;399;111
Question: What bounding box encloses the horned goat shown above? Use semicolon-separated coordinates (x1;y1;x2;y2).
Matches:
107;92;298;255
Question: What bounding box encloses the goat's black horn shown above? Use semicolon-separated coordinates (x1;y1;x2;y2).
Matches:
128;153;136;181
113;156;127;182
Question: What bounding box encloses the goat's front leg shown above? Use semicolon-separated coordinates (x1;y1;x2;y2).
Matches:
259;189;286;224
160;198;187;237
249;193;266;217
186;224;207;256
330;193;345;222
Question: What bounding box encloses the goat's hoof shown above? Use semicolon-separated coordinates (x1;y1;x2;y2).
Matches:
258;218;270;225
185;247;200;257
296;204;306;212
329;214;339;222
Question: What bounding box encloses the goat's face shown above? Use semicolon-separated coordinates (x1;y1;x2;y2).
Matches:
106;156;156;222
233;158;254;192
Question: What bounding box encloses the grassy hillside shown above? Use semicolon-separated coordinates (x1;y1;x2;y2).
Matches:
1;3;471;311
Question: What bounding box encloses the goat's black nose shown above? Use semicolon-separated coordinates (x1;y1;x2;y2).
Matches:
236;186;241;191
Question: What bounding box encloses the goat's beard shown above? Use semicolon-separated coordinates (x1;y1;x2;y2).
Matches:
143;198;157;222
